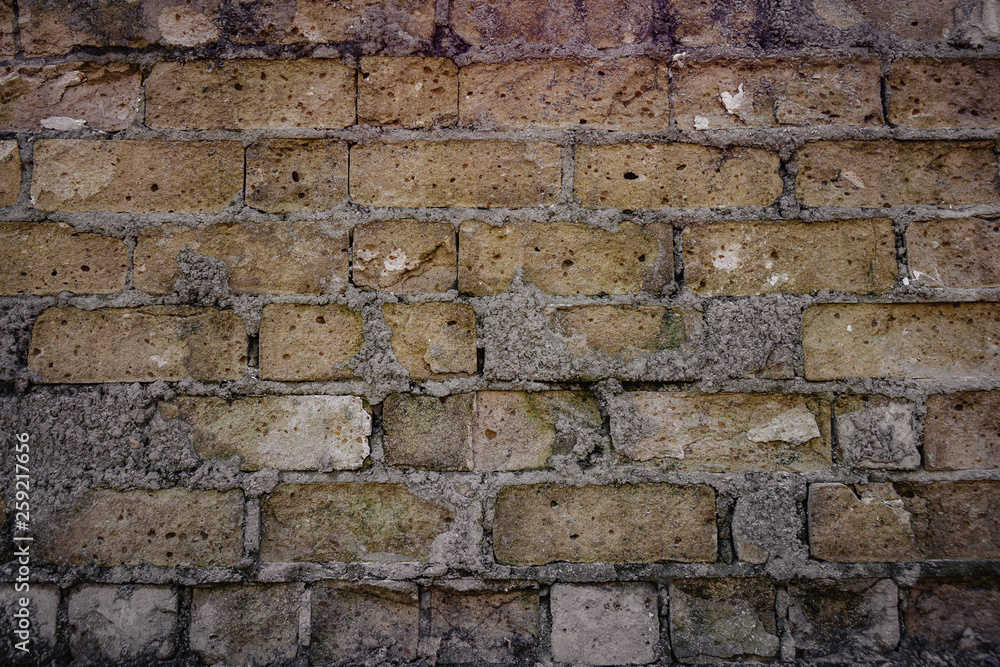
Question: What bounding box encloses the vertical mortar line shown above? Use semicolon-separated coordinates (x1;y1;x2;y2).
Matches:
895;216;910;286
672;223;684;295
298;584;312;653
418;584;433;659
538;583;553;663
561;136;576;207
10;0;22;57
775;584;794;662
176;584;194;658
830;391;840;466
54;585;71;663
244;496;261;558
880;56;893;129
655;581;670;664
17;133;31;208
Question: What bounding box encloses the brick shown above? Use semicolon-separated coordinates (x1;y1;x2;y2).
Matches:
813;0;961;41
460;58;667;131
834;395;920;470
68;586;176;664
576;143;782;209
889;59;1000;128
802;303;1000;380
134;222;349;295
31;140;242;213
450;0;652;48
246;140;349;213
787;579;899;656
258;304;363;381
611;392;832;472
190;585;301;666
493;484;717;565
146;59;354;130
669;578;779;662
36;488;244;567
350;141;561;208
158;395;371;471
907;218;1000;289
382;303;476;380
29;306;246;383
0;1;13;56
897;481;1000;559
0;63;140;131
795;140;1000;207
808;483;922;562
672;0;769;46
429;587;539;664
905;578;1000;645
550;583;659;666
459;220;672;296
0;140;19;206
0;585;59;652
353;220;457;293
383;393;474;470
359;57;458;128
0;223;127;296
310;583;419;664
260;483;454;562
924;392;1000;470
684;219;896;296
673;59;882;129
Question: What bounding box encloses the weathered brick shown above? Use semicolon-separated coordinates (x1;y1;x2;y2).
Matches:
576;143;782;209
924;392;1000;470
795;140;1000;207
787;579;899;656
450;0;652;48
190;585;301;666
673;59;882;129
802;303;1000;380
0;223;127;296
683;219;896;296
353;220;457;293
382;302;476;380
31;140;243;213
809;483;922;562
383;393;474;470
0;63;140;131
813;0;961;41
36;488;244;567
359;57;458;128
905;578;1000;645
351;141;561;208
134;222;349;295
146;59;354;130
673;0;770;46
459;221;672;296
0;585;59;652
158;395;371;471
907;218;1000;288
889;59;1000;128
550;583;659;666
897;481;1000;559
246;139;349;213
258;304;363;381
310;583;420;664
29;306;245;383
260;483;454;562
0;1;13;56
460;58;667;130
669;578;779;662
834;395;920;470
0;140;19;206
68;586;176;664
429;587;539;664
493;484;717;565
611;392;832;472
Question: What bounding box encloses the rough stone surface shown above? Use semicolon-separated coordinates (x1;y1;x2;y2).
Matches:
808;483;922;562
0;222;128;296
550;583;659;666
258;304;363;381
382;302;477;380
359;57;458;128
898;481;1000;559
670;578;779;662
311;583;420;664
383;393;474;470
576;143;783;209
0;585;59;654
732;479;808;566
907;218;1000;288
429;587;539;664
924;391;1000;470
190;584;301;666
0;140;19;207
834;395;920;470
353;220;457;293
889;59;1000;128
788;579;900;656
673;0;771;46
702;294;803;380
905;578;1000;646
493;483;717;565
68;586;177;664
246;139;349;213
822;0;962;41
0;1;12;56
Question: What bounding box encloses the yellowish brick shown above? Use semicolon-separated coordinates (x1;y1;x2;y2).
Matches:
359;57;458;128
924;392;1000;471
907;218;1000;289
382;303;476;380
258;304;363;381
0;140;20;206
673;0;769;46
889;59;1000;129
352;220;457;294
246;140;349;213
550;305;690;359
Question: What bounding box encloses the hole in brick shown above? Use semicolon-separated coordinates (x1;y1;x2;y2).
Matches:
637;254;646;262
484;429;497;439
569;534;579;540
150;184;159;192
316;316;326;324
51;270;57;276
80;265;90;272
550;500;558;507
623;172;639;180
292;171;300;182
234;82;243;90
562;260;573;268
579;118;587;124
447;320;457;326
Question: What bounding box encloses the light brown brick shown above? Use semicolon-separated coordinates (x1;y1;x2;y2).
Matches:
430;587;539;663
612;392;832;472
350;141;561;208
907;218;1000;288
493;484;717;565
683;219;897;296
460;58;667;131
924;392;1000;470
353;220;457;293
258;304;363;381
31;140;243;213
808;483;922;562
576;143;782;209
896;481;1000;559
359;57;458;129
0;1;13;56
383;393;474;470
158;395;371;471
36;488;244;567
550;305;692;359
890;59;1000;129
146;59;354;130
0;139;19;206
450;0;653;48
260;483;455;562
813;0;960;41
833;395;920;470
190;585;301;666
0;222;127;296
459;220;672;296
0;62;140;131
246;140;349;213
311;583;420;664
382;302;476;380
29;306;246;383
795;141;1000;207
673;59;882;129
670;578;779;662
905;578;1000;645
802;303;1000;380
134;222;349;295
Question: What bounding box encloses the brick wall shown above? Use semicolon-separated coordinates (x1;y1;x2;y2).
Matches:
1;0;999;665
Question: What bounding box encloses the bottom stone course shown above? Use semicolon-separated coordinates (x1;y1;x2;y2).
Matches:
67;585;177;665
310;582;420;664
428;586;539;664
787;578;899;656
